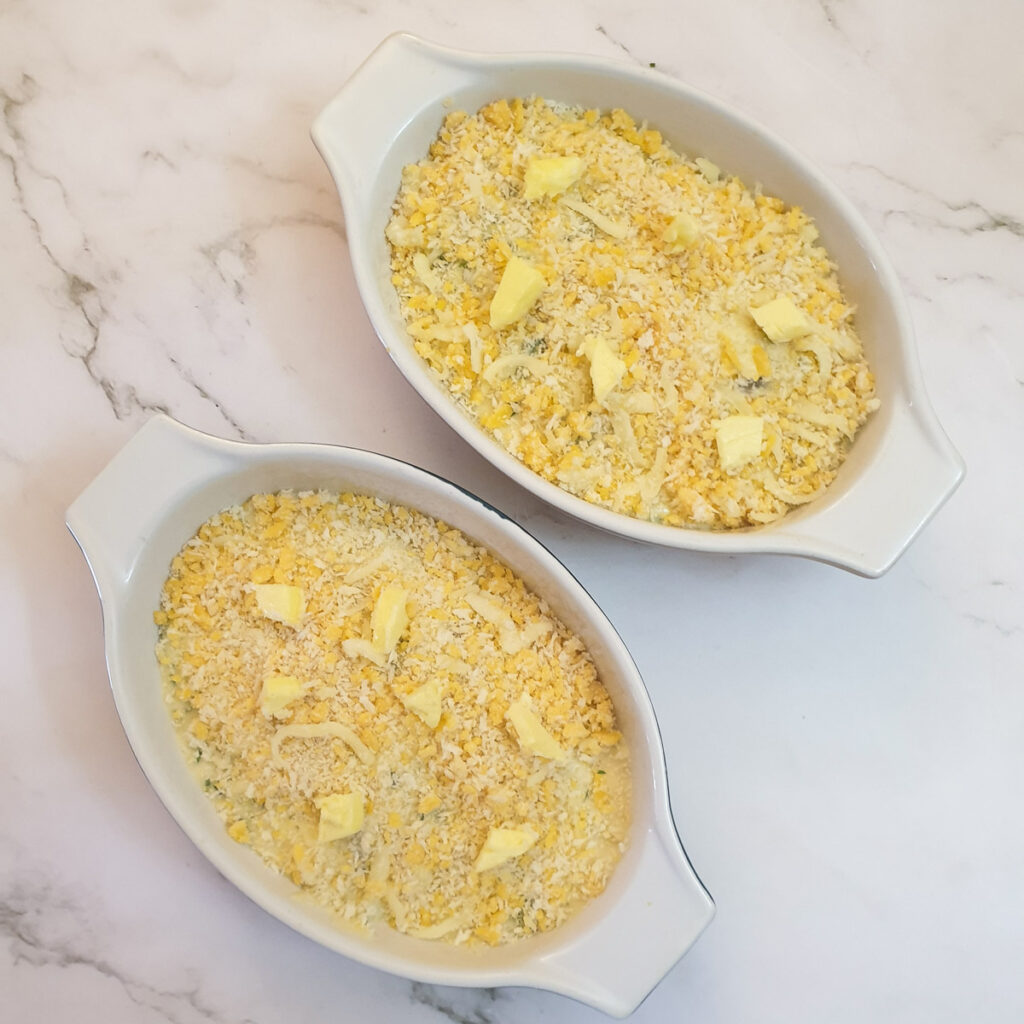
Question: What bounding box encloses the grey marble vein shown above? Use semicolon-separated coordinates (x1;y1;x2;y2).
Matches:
847;162;1024;241
943;201;1024;240
136;47;236;91
2;80;63;266
993;128;1024;153
0;448;25;472
904;563;1022;642
595;24;655;68
935;270;1023;302
2;78;32;146
1;876;258;1024
409;982;503;1024
226;153;332;193
817;0;842;30
141;148;180;172
963;613;1021;639
1;76;168;422
166;354;253;441
63;272;171;421
200;210;347;299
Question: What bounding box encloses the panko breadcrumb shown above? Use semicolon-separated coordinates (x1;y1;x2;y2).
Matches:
386;97;879;529
155;490;630;946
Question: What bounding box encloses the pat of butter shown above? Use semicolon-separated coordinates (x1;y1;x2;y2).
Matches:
473;826;538;872
253;583;305;626
402;678;442;729
582;336;627;405
489;256;546;330
716;415;764;471
370;585;409;654
750;296;812;343
663;212;700;251
316;792;365;842
260;674;305;718
523;156;584;199
507;698;566;760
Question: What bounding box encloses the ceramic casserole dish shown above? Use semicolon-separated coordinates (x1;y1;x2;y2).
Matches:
66;415;714;1018
312;33;964;577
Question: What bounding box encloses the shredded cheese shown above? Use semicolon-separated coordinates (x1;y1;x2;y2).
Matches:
155;490;630;947
386;97;878;529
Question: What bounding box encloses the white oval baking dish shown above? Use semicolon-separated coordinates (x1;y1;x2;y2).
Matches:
312;32;964;577
66;414;714;1017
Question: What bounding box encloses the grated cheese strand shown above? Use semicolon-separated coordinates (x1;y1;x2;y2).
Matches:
272;722;375;767
155;489;630;948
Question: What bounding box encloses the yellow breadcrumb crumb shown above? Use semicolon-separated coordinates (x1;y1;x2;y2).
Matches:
155;490;629;945
386;97;879;529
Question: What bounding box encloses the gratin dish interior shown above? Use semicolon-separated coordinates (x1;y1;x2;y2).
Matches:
312;33;964;576
66;415;714;1018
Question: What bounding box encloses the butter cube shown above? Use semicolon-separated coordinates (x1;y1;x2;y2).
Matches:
316;792;364;842
371;585;409;654
716;415;764;471
259;674;305;718
663;212;700;251
402;678;442;729
507;698;566;760
489;256;546;329
583;336;627;405
473;826;538;872
253;584;305;626
523;156;584;199
750;296;812;343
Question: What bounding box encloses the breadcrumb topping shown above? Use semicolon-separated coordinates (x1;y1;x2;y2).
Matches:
386;97;879;529
155;490;630;945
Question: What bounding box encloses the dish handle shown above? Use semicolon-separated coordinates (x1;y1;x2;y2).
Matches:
526;824;714;1017
311;33;471;199
66;415;239;598
779;401;964;577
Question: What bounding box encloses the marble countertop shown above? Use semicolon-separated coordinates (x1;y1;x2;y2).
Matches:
3;1;1021;1021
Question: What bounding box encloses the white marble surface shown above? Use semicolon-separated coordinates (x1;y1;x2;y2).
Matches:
2;0;1022;1020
